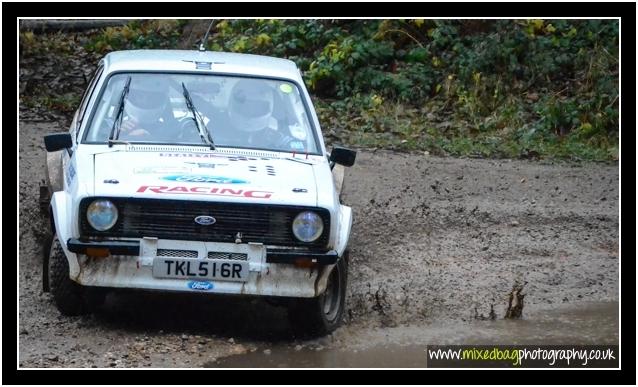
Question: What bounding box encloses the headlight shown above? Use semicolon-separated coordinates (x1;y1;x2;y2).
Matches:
86;199;118;231
292;211;324;242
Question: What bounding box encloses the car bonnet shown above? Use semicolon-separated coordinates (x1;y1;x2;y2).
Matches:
93;150;318;206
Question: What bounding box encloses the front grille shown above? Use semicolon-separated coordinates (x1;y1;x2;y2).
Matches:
80;197;330;248
207;252;248;260
157;249;198;258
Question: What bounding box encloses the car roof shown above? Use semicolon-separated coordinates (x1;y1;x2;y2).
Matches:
102;49;302;82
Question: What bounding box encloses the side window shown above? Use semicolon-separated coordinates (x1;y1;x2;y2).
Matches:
75;64;104;140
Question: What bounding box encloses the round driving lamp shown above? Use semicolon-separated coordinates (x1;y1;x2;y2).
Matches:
292;211;324;242
86;199;118;231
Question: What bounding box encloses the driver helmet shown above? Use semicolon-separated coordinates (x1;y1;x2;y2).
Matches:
124;75;170;122
228;79;274;132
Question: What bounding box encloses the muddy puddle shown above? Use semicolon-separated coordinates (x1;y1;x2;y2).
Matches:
206;302;618;368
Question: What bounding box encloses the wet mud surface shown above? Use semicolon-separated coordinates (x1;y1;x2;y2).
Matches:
18;121;619;368
207;302;618;368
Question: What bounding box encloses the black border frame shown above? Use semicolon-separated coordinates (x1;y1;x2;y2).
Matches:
10;2;635;385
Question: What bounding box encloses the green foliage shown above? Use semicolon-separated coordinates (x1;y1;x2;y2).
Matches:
20;31;77;56
19;19;619;161
22;93;81;113
83;20;183;53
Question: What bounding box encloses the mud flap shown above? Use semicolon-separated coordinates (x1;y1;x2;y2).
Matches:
45;150;64;193
314;261;337;296
39;183;51;214
314;250;348;296
42;232;53;292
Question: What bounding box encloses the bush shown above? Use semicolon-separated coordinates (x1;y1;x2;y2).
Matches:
19;19;619;161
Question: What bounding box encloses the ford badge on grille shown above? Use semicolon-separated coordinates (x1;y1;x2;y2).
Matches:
194;215;216;225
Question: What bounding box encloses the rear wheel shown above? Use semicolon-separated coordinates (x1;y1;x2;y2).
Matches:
48;235;89;316
288;253;348;337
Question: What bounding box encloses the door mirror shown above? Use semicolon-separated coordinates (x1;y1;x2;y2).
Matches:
44;133;72;152
329;146;356;167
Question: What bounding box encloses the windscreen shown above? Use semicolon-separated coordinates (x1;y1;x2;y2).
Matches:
84;72;320;154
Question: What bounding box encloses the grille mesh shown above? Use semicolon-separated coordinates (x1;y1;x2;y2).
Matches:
207;252;248;260
157;249;198;258
80;197;330;248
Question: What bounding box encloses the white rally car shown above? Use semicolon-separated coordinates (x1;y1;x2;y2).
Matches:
41;49;356;335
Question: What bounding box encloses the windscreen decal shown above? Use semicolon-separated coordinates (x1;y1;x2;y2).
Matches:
290;141;305;150
162;175;248;184
137;185;272;199
279;83;293;93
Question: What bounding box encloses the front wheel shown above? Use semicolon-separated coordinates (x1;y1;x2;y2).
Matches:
288;253;348;337
48;235;89;316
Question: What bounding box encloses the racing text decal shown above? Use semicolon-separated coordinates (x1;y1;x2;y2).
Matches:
137;185;272;199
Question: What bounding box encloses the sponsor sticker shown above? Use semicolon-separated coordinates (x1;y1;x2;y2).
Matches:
188;281;214;291
134;166;191;174
185;162;228;169
66;163;76;184
159;153;228;159
162;175;248;184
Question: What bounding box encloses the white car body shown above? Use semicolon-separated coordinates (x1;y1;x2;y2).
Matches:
47;50;353;299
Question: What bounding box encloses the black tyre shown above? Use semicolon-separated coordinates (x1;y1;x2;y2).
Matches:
85;287;108;312
289;253;348;337
48;235;89;316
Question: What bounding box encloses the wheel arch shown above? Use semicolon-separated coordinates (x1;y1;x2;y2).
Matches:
334;204;352;257
49;191;81;279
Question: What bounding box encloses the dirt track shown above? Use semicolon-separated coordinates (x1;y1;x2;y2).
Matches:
18;121;619;367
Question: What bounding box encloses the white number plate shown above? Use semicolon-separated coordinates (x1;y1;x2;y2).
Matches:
152;258;249;282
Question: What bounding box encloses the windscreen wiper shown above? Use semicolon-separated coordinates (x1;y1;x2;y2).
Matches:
181;82;215;150
108;76;132;147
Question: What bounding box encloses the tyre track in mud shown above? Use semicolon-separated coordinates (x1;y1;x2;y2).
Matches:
342;150;618;328
18;122;619;367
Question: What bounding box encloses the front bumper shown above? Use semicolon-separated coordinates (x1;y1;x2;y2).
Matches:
66;238;337;298
68;239;140;255
67;238;338;265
